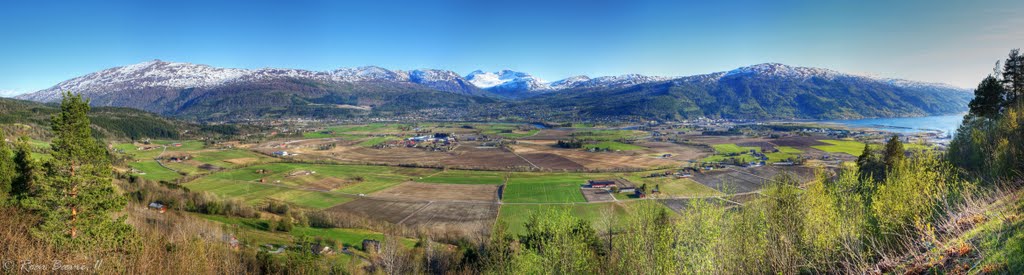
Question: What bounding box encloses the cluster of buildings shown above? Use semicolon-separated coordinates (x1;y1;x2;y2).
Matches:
587;178;651;198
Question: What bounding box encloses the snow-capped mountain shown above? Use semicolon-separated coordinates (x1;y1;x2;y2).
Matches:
464;70;549;97
464;70;673;98
14;60;971;121
18;60;487;102
517;62;972;121
674;63;971;94
0;89;24;98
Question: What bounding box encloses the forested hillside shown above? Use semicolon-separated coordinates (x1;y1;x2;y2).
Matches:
0;97;239;140
517;68;971;120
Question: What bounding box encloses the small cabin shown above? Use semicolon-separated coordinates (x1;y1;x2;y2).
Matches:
362;239;381;253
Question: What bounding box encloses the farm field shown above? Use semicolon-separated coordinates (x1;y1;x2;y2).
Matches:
128;160;180;181
712;143;760;154
188;178;353;208
191;149;275;168
476;123;540;138
569;129;646;141
584;141;644;151
812;139;867;156
701;143;764;164
502;173;591;203
580;188;616;202
115;143;164;159
328;198;499;238
416;170;507;185
702;154;760;163
764;146;803;162
370;182;499;202
357;136;402;147
510;143;677;170
623;175;725;198
304;123;410;138
496;202;634;234
186;163;437;208
200;214;415;250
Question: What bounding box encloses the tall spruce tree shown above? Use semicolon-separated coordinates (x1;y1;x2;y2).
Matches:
882;135;905;169
856;143;883;182
0;131;15;200
1002;48;1024;103
11;136;39;199
968;75;1007;119
26;92;132;249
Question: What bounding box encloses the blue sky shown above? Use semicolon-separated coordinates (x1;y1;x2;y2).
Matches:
2;0;1023;96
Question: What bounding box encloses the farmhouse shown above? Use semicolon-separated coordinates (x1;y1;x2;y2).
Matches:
617;180;637;193
586;178;637;193
362;239;381;253
587;179;617;188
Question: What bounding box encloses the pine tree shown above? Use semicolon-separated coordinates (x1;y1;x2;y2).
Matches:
1002;48;1024;103
26;92;132;249
882;135;905;169
856;143;884;182
968;75;1007;119
11;136;40;199
0;131;15;200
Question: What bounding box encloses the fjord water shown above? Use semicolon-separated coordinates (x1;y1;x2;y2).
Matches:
824;114;966;136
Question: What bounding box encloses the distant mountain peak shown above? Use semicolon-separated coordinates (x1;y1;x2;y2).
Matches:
724;63;840;79
16;60;490;102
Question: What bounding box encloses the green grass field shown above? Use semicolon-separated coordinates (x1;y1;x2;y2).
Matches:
584;141;645;151
128;160;181;181
764;146;803;162
712;143;760;154
812;139;866;156
502;173;589;203
416;170;506;184
702;154;760;163
570;129;645;141
304;123;409;138
115;143;164;159
497;202;629;234
477;124;540;138
357;136;402;147
187;163;436;208
191;149;275;168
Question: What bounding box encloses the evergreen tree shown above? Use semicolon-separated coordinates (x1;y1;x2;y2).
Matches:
882;135;905;170
25;92;132;249
1002;48;1024;103
11;136;39;198
0;131;15;200
968;75;1007;119
856;143;883;182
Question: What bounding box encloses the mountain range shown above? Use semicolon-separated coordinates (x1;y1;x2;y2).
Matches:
15;60;972;121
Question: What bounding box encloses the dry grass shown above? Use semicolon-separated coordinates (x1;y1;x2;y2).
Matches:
0;204;258;274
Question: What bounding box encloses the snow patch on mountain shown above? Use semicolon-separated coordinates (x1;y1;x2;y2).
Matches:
18;60;484;102
465;70;673;95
